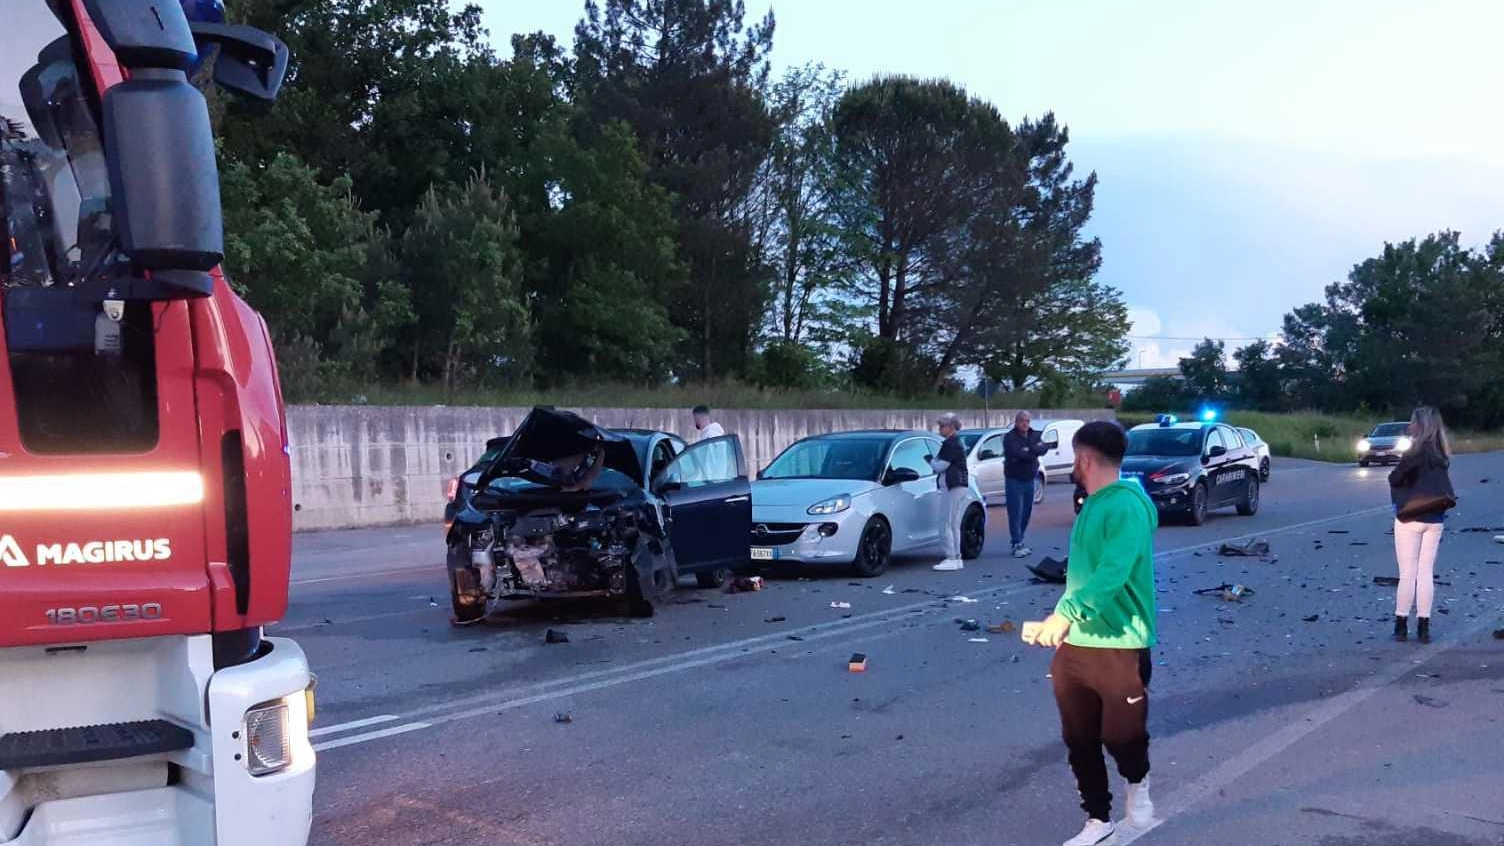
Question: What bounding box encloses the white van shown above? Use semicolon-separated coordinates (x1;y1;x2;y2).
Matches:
965;419;1085;505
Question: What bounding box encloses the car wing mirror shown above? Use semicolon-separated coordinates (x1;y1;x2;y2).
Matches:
1207;445;1228;459
885;467;921;486
190;22;291;101
1042;431;1060;448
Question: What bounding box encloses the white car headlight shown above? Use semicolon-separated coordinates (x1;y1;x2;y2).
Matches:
807;495;852;516
1396;436;1413;452
1357;439;1371;452
1154;472;1190;486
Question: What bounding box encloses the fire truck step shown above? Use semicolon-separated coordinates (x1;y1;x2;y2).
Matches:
0;720;194;769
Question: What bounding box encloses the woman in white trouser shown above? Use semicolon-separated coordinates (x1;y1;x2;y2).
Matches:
1387;407;1455;645
930;413;971;571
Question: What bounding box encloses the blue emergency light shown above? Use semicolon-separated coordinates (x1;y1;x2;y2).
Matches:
1156;414;1178;426
1200;408;1218;422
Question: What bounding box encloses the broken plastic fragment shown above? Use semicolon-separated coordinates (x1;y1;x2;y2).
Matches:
544;629;570;644
1218;538;1270;557
957;619;981;632
968;637;990;644
948;595;980;604
830;601;852;609
848;653;868;673
553;712;573;723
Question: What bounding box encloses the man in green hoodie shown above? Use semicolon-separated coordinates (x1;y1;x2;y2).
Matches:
1025;421;1158;846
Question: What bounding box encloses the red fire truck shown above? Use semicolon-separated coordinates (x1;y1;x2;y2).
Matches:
1;2;313;843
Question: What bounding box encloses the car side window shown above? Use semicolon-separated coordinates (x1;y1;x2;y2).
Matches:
979;434;1004;460
888;439;934;477
660;437;738;488
1205;428;1225;455
1220;426;1244;449
650;441;675;482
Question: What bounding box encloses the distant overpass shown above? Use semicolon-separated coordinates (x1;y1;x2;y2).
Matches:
1099;367;1181;386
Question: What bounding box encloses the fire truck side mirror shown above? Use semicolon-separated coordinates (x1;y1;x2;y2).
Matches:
189;22;291;102
82;0;199;71
102;72;225;273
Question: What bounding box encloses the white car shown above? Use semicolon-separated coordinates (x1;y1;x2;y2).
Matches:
749;430;987;577
964;419;1084;505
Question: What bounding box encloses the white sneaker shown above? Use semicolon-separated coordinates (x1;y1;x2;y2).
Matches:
1123;779;1154;828
1062;818;1115;846
932;558;964;571
1012;545;1032;558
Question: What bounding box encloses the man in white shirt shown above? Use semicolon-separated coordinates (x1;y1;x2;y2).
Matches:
692;405;724;441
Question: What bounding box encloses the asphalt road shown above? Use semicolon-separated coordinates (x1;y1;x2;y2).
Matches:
280;457;1504;846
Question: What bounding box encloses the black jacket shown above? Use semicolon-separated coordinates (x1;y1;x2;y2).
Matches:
937;434;969;490
1388;442;1454;519
1003;428;1050;482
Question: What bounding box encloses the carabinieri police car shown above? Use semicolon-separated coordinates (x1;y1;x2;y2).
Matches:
1073;414;1263;525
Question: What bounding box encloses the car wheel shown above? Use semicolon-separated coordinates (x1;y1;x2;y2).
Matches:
1259;458;1271;483
852;517;892;578
695;567;732;590
1237;477;1260;516
1188;482;1209;526
960;505;986;560
448;563;486;625
1358;459;1369;468
1033;473;1046;505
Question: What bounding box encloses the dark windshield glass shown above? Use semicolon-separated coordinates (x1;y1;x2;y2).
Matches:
1127;428;1203;457
3;4;156;454
3;3;116;288
763;438;888;481
1371;423;1408;438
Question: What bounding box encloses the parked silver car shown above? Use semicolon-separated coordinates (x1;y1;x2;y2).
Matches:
963;419;1083;505
749;431;987;576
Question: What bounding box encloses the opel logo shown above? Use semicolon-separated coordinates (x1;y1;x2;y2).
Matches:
754;524;770;538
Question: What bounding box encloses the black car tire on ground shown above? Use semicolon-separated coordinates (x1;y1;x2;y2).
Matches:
1237;477;1260;516
1359;459;1370;468
448;563;486;625
1188;482;1209;526
852;517;892;577
695;567;733;590
1260;458;1271;482
1033;472;1046;505
961;504;986;560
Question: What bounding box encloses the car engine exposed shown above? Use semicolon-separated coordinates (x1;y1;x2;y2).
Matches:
477;507;637;596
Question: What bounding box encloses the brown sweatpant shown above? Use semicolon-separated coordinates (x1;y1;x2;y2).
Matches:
1051;643;1152;821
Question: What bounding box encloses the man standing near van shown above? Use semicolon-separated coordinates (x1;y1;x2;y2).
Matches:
1024;421;1158;845
1004;411;1050;558
930;412;971;572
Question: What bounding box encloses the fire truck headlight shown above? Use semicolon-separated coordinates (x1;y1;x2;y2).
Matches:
244;701;293;776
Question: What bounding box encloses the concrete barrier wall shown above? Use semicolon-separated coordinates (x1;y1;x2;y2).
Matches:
287;405;1117;531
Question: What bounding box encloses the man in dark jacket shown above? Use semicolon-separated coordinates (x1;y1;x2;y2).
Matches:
1004;411;1051;558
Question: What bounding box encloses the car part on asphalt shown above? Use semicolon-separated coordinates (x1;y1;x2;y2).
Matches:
848;653;867;672
1218;538;1271;557
1027;556;1069;584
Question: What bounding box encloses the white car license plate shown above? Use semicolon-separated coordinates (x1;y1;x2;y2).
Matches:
750;547;777;561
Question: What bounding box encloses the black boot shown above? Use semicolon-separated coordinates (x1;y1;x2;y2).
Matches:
1417;618;1431;644
1394;615;1408;642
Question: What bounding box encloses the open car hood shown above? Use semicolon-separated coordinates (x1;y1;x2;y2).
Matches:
475;406;639;491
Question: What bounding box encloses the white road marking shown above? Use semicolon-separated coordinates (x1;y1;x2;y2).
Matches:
309;714;401;738
311;501;1407;752
1114;615;1501;844
291;565;436;586
312;721;432;752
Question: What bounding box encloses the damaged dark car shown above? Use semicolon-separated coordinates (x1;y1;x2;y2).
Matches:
446;407;752;623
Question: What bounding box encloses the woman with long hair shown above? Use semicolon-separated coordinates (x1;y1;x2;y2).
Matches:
1387;406;1456;644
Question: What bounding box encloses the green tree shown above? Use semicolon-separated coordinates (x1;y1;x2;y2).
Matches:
573;0;778;379
1121;375;1188;413
219;152;391;393
399;172;531;392
1178;338;1229;400
1232;339;1281;411
827;76;1018;390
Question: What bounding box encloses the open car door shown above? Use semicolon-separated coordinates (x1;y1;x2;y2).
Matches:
653;435;751;576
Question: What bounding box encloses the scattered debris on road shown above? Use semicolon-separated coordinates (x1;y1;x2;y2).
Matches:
1219;538;1270;557
882;585;896;595
948;595;980;604
726;575;766;593
1327;529;1350;535
848;653;867;673
1195;583;1254;602
1460;526;1504;533
1493;629;1504;640
968;637;990;644
544;629;570;644
764;615;786;623
553;712;573;724
1350;541;1369;547
468;646;488;653
1374;576;1399;586
787;634;805;642
957;618;982;632
1027;557;1068;584
1302;614;1320;622
829;601;852;610
988;621;1017;634
1412;695;1449;709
